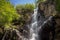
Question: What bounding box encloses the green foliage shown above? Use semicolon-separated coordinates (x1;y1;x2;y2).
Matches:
16;4;35;13
0;0;20;29
36;0;46;3
55;0;60;12
16;4;34;27
25;4;35;12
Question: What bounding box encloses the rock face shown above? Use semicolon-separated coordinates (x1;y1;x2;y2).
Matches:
38;0;56;17
38;0;60;40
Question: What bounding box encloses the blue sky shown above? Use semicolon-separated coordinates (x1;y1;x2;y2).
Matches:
10;0;35;6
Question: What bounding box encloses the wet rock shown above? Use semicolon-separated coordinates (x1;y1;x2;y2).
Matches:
38;0;57;40
38;18;56;40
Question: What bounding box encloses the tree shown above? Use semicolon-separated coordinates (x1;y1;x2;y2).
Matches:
36;0;47;3
15;4;35;27
0;0;20;30
55;0;60;12
16;4;35;14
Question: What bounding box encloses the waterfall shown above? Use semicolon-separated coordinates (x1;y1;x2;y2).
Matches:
29;7;53;40
12;7;53;40
29;7;45;40
29;8;39;40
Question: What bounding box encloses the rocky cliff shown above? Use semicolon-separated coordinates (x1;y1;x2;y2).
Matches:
38;0;60;40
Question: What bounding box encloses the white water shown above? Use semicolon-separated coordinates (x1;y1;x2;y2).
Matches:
38;16;53;30
29;8;39;40
29;7;53;40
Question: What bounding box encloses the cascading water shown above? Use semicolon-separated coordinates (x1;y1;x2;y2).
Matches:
29;7;53;40
29;7;45;40
29;8;39;40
